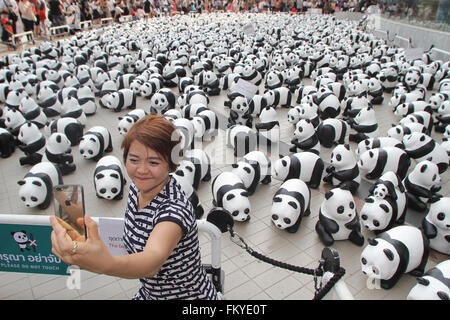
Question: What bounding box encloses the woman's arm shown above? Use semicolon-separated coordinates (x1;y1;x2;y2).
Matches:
51;215;183;279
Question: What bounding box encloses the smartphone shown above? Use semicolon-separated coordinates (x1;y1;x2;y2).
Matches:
53;184;87;240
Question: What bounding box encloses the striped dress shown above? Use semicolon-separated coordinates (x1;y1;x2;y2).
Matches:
123;176;218;300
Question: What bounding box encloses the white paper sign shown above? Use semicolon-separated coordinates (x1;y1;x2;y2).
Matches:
243;23;255;36
98;218;128;255
233;78;259;99
404;48;424;61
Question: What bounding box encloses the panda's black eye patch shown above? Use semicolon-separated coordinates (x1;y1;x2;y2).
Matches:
349;202;354;209
283;218;291;224
31;197;38;202
273;196;282;203
110;173;119;179
361;257;367;265
226;194;235;201
96;173;105;179
100;188;106;194
186;166;193;172
373;220;380;227
272;214;279;220
111;188;118;193
337;206;344;214
336;154;342;161
437;212;445;220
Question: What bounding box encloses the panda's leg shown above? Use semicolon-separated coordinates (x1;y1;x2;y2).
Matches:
348;229;365;246
194;204;204;219
309;161;324;189
261;175;271;184
105;133;113;152
315;221;334;246
203;164;211;182
406;193;428;212
410;238;430;277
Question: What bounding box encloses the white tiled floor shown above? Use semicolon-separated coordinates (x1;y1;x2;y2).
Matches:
0;14;448;300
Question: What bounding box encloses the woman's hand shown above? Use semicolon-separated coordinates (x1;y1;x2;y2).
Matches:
50;215;115;275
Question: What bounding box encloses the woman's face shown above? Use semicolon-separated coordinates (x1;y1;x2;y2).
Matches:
125;140;170;196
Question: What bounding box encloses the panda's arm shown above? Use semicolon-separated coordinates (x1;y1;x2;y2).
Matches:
421;218;437;239
344;214;361;231
319;212;339;233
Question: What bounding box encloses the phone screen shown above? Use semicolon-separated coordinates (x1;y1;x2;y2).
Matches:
53;184;87;241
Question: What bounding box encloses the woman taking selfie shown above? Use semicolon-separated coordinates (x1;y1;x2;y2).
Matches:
50;115;219;300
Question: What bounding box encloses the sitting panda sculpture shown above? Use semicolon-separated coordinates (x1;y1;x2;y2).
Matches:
421;197;450;255
315;187;364;247
117;109;147;136
17;122;46;166
360;225;429;290
316;118;349;148
323;144;361;195
42;132;76;175
17;161;63;210
404;160;442;212
94;155;127;200
289;119;320;155
271;179;311;233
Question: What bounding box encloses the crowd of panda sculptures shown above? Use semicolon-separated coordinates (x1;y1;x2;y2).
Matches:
0;12;449;299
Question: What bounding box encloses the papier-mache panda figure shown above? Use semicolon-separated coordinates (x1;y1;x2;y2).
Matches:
140;76;164;99
94;155;127;200
178;88;209;109
402;132;449;174
378;66;399;93
117;109;147;136
172;117;195;153
77;85;97;116
360;225;430;290
316;118;349;148
191;110;218;141
315;187;364;247
36;85;62;117
211;171;251;222
289;119;320;155
264;69;284;90
227;95;254;128
435;100;450;133
360;171;407;233
403;160;442;212
356;137;404;155
358;146;411;180
19;96;48;129
421;197;450;255
17;122;46;166
263;87;294;109
17;161;63;210
367;77;384;105
79;126;113;161
231;150;271;196
45;117;84;147
313;87;341;120
323;144;360;194
149;88;177;115
393;101;433;117
271;179;311;233
271;152;324;189
407;260;450;300
399;111;434;136
347;106;379;144
60;96;87;127
429;92;449;111
255;106;280;152
292;102;320;128
42;132;76;175
177;148;211;190
0;127;16;158
194;70;220;96
226;125;258;157
3;107;26;137
98;80;117;108
387;122;427;140
105;88;136;112
181;103;208;120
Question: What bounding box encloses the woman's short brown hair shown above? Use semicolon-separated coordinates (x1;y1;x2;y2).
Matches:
121;114;182;172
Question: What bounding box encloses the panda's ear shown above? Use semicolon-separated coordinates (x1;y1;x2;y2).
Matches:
420;164;427;173
344;143;350;150
89;137;96;142
367;238;378;246
56;135;62;143
17;180;25;185
231;163;238;168
365;197;374;203
379;204;390;213
240;191;248;197
383;248;395;261
273;196;282;203
416;277;430;286
420;135;425;142
325;190;333;200
437;291;449;300
32;181;42;187
226;194;235;201
369;151;374;158
288;201;298;209
281;160;287;167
